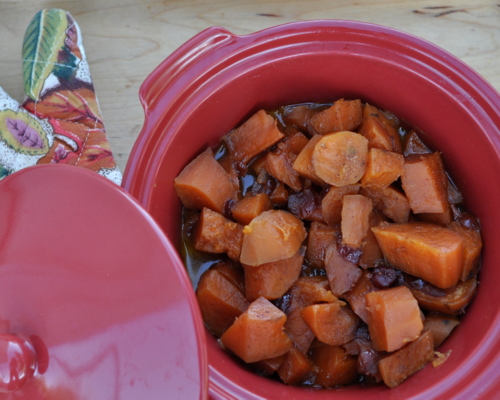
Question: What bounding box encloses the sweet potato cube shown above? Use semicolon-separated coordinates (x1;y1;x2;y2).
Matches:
240;210;307;266
269;181;289;206
401;152;449;214
361;148;404;187
308;98;363;135
196;263;249;337
343;269;377;323
292;135;326;185
301;302;360;346
324;241;362;297
378;330;434;388
243;249;304;301
231;193;272;225
341;194;373;248
360;185;410;223
284;307;316;354
372;222;464;289
224;109;285;164
193;208;244;260
280;131;309;155
277;346;313;385
283;105;315;132
174;147;237;214
359;211;386;268
310;345;358;387
365;286;423;352
221;297;292;363
321;184;360;226
424;313;460;348
449;221;482;281
358;103;402;154
306;222;336;269
265;148;302;192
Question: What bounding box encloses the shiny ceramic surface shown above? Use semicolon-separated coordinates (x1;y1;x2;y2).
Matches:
123;20;500;399
0;164;207;399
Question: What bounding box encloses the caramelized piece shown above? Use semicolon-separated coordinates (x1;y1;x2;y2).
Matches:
360;185;410;223
308;98;363;135
193;207;244;260
401;152;449;214
378;330;434;388
403;130;431;156
321;184;360;227
284;105;315;132
174;147;237;214
292;135;326;185
196;262;249;337
306;222;336;269
361;148;404;188
221;297;292;363
449;221;482;281
310;344;358;387
231;193;273;225
240;210;307;266
343;269;377;323
277;346;313;385
359;211;386;268
284;307;316;354
269;181;289;206
312;131;369;187
252;354;286;376
372;222;464;289
423;313;460;348
358;103;403;153
265;147;302;192
301;302;360;346
324;241;362;297
341;194;373;248
224;109;285;164
365;286;423;352
244;249;304;301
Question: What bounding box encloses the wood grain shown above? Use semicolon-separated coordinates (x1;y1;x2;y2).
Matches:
0;0;498;173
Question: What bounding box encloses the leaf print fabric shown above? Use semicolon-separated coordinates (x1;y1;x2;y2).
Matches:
0;8;121;184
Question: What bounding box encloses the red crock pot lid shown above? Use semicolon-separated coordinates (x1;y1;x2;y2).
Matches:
0;164;208;399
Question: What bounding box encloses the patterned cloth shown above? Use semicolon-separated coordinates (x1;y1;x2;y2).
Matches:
0;9;121;184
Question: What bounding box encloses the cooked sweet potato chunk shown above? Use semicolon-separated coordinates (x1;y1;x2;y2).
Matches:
310;344;358;387
221;297;292;363
361;148;404;188
292;135;326;185
277;346;313;385
358;103;402;154
252;354;286;376
284;307;316;354
343;269;377;323
372;222;464;289
341;194;373;248
312;131;369;187
240;210;307;266
224;109;285;164
401;152;449;214
378;330;434;388
301;302;360;346
308;98;363;135
174;147;237;214
321;184;360;227
359;211;386;268
423;313;460;348
365;286;423;352
196;262;249;337
243;248;304;301
449;221;482;281
324;241;362;297
360;185;410;223
306;222;336;269
231;193;272;225
266;147;302;192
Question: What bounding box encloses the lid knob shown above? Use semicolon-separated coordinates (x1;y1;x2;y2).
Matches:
0;334;36;393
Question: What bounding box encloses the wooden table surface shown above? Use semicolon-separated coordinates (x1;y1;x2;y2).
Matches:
1;0;499;175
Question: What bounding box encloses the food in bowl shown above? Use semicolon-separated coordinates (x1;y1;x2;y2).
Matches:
173;98;481;389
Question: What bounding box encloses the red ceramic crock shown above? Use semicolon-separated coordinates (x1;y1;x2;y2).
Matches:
123;20;500;399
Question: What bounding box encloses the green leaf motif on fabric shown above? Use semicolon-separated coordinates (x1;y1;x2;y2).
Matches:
0;110;50;155
0;165;11;179
22;9;69;100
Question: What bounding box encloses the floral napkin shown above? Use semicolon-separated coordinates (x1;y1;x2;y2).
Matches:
0;9;121;184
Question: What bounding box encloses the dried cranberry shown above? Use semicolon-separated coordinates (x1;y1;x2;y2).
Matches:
371;266;402;289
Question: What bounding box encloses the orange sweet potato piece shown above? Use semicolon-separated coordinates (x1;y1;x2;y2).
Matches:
423;313;460;348
292;135;326;185
324;241;362;297
244;248;304;301
359;211;386;268
301;302;360;346
378;330;434;388
269;181;289;206
220;296;292;363
341;194;373;248
449;221;482;281
231;193;273;225
283;105;315;132
277;346;313;385
193;207;244;260
265;147;302;192
306;222;336;269
365;286;423;352
321;184;360;226
284;307;316;354
280;131;310;155
174;147;237;214
310;344;358;387
224;109;285;164
308;98;363;135
343;269;377;323
358;103;403;154
361;148;404;188
312;131;369;187
196;262;250;337
240;210;307;266
401;152;449;214
360;185;410;223
372;222;465;289
406;275;478;315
